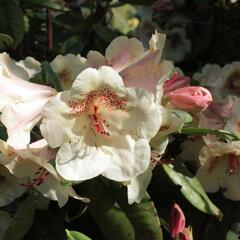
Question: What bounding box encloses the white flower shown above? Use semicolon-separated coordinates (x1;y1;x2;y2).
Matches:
41;66;162;182
50;54;87;90
0;139;88;207
127;108;182;204
16;56;41;78
196;141;240;201
224;97;240;137
0;52;55;149
221;62;240;96
86;32;173;96
193;62;240;97
193;64;222;89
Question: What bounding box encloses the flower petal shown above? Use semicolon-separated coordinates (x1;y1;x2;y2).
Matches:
102;136;151;182
106;36;145;72
56;137;111;181
40;91;76;148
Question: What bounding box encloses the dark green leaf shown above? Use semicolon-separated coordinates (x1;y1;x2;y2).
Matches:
93;24;119;43
60;35;86;55
66;230;92;240
4;192;39;240
23;0;69;11
84;178;162;240
0;126;7;141
115;192;163;240
162;163;223;220
85;179;135;240
0;0;24;48
41;61;62;92
0;33;13;50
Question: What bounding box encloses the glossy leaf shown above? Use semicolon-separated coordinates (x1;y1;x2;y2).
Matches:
115;191;163;240
84;178;162;240
66;230;92;240
0;0;24;48
85;179;135;240
180;127;239;141
0;33;13;50
162;163;223;220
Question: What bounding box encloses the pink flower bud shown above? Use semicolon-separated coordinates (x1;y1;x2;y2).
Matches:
168;86;213;112
169;203;186;238
163;74;190;97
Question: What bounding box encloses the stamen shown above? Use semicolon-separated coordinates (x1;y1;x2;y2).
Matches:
69;88;127;136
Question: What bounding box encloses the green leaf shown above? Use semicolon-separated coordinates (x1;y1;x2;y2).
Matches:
115;192;163;240
84;178;162;240
171;110;193;124
4;192;39;240
162;163;223;220
0;126;7;141
66;230;92;240
0;33;13;50
23;0;69;11
180;127;240;141
93;24;119;43
85;179;135;240
41;61;63;92
60;35;87;55
0;0;24;48
226;230;240;240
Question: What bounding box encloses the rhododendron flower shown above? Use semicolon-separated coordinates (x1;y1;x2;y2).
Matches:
163;73;190;97
0;139;88;207
50;54;87;90
225;97;240;137
196;141;240;201
0;53;56;149
169;203;186;238
86;31;173;96
193;64;222;89
40;66;162;182
193;62;240;97
16;56;41;78
200;95;233;130
127;109;183;204
168;86;213;112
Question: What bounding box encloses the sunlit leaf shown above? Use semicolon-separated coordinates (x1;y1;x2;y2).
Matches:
162;163;223;220
66;230;92;240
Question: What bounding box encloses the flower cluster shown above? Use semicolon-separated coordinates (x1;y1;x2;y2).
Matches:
0;31;214;209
